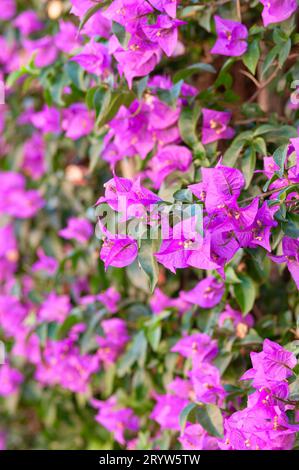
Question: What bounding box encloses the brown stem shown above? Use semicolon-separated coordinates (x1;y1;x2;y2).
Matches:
248;65;281;104
236;0;242;22
240;186;291;204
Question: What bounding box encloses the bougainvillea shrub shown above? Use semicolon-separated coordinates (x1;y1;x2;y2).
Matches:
0;0;299;451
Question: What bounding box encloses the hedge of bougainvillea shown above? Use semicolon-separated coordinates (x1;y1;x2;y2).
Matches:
1;0;299;451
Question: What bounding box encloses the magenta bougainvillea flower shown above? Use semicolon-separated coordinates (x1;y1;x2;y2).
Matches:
22;134;46;180
100;234;138;269
23;37;58;68
270;237;299;288
237;202;278;252
13;10;43;36
147;145;192;189
0;224;18;282
241;339;297;389
71;40;111;77
155;217;202;273
219;398;299;450
0;0;16;20
201;108;235;144
99;175;161;219
0;364;23;396
190;163;244;211
211;16;248;57
111;34;161;89
150;393;189;431
31;106;61;134
103;0;154;32
180;276;225;309
179;424;219;450
70;0;111;38
32;248;58;276
150;288;190;315
219;304;254;330
171;333;218;362
59;217;93;244
102;94;180;164
0;295;27;338
91;396;139;445
79;287;121;313
62;103;95;140
149;0;177;19
35;327;99;393
38;293;71;324
0;171;44;218
0;433;5;450
190;362;226;406
97;318;129;364
96;287;121;314
142;15;186;57
55;20;82;53
70;0;94;17
260;0;297;27
167;377;193;399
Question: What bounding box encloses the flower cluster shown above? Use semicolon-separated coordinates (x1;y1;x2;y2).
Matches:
220;340;299;450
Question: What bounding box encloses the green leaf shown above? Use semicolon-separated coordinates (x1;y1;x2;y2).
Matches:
214;353;234;375
198;6;212;31
222;131;252;166
6;55;39;87
179;105;200;148
89;85;108;116
86;86;98;109
278;38;291;67
35;324;48;347
273;144;288;176
195;404;224;438
78;3;103;32
112;21;130;48
241;145;256;189
261;45;279;78
242;39;260;74
254;124;297;145
180;403;224;437
180;403;197;433
282;212;299;238
173;63;215;84
118;331;147;377
138;239;159;292
134;76;148;100
96;89;135;128
253;136;267;155
146;325;162;352
234;274;256;315
57;313;82;340
65;61;85;89
289;377;299;401
173;188;193;203
6;69;27;88
179;105;208;164
156;80;183;107
225;266;242;284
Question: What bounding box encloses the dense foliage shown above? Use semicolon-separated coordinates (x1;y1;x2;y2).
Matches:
1;0;299;451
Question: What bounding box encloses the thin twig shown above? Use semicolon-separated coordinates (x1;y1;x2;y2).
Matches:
239;69;260;88
235;115;290;125
248;65;280;103
236;0;241;22
240;186;290;204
